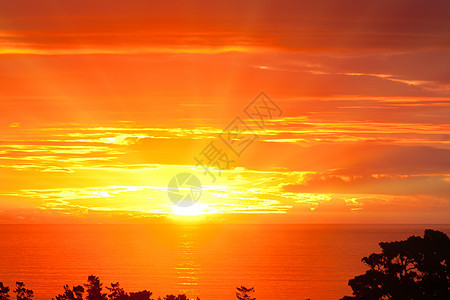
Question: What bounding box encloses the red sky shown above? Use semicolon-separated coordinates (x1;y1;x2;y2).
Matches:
0;0;449;223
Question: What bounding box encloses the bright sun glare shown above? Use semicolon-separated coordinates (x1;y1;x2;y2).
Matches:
171;204;205;216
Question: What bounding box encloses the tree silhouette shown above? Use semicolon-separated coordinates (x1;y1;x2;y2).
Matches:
5;277;202;300
0;283;10;300
54;285;84;300
128;290;152;300
72;286;84;300
106;283;127;300
163;295;188;300
341;229;450;300
236;286;255;300
13;282;33;300
85;276;107;300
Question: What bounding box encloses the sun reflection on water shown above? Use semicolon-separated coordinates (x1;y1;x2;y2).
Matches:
174;229;200;295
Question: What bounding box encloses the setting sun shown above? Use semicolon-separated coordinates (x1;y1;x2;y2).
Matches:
171;204;206;217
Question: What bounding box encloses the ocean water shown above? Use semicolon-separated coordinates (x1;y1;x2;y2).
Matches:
0;224;449;300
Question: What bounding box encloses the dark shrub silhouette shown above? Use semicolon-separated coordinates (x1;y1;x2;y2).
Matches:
54;285;84;300
163;295;188;300
3;277;202;300
14;282;33;300
107;282;152;300
106;283;127;300
85;276;107;300
72;286;85;300
54;278;154;300
0;283;10;300
128;290;152;300
236;286;255;300
341;229;450;300
52;276;202;300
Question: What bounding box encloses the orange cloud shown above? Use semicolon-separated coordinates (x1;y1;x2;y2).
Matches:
1;0;450;224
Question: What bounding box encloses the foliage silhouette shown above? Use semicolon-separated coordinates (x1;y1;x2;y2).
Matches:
85;276;107;300
0;277;238;300
341;229;450;300
163;295;189;300
14;282;33;300
128;290;153;300
51;277;196;300
105;282;153;300
54;285;84;300
106;282;127;300
0;283;10;300
236;286;255;300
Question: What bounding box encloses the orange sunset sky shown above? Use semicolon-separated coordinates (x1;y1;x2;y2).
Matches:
0;0;449;224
